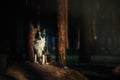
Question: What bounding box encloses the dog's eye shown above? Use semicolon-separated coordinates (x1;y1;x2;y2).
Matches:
41;34;45;38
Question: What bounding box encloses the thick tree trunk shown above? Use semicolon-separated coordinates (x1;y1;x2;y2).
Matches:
64;0;68;49
27;23;35;62
56;0;68;66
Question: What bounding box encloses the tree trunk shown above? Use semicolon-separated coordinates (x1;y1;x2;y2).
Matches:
64;0;68;49
27;23;35;62
78;26;80;49
56;0;68;66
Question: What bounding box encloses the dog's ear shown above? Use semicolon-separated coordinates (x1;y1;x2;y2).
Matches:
38;31;41;35
42;29;46;34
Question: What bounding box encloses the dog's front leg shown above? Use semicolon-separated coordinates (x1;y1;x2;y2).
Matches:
34;54;38;63
37;51;42;64
42;54;46;65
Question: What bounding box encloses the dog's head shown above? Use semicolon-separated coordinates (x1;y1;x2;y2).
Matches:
35;29;46;41
34;28;46;51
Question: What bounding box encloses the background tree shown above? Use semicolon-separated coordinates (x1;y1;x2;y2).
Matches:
56;0;68;66
27;22;35;62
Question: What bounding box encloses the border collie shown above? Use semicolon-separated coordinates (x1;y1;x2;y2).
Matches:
34;28;48;64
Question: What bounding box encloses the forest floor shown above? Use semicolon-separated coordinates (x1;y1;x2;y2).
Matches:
0;61;87;80
67;63;120;80
49;52;120;80
0;49;120;80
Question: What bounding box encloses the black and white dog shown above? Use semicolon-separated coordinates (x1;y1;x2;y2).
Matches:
34;26;49;64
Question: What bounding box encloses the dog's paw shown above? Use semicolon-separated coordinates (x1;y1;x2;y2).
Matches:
34;61;39;63
45;62;50;65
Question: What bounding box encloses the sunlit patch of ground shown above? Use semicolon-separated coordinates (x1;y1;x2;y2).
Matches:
0;61;87;80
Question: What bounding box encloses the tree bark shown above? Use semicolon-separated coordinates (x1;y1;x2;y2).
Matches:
56;0;68;66
27;23;35;62
78;26;80;49
64;0;68;49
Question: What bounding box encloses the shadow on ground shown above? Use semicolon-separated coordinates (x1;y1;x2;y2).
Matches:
0;61;87;80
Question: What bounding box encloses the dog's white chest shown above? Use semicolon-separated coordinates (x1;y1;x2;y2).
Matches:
34;38;45;51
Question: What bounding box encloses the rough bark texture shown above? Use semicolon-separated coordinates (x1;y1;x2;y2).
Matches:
57;0;68;66
64;0;68;49
27;23;35;62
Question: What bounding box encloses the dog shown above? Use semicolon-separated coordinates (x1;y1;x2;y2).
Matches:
34;27;50;64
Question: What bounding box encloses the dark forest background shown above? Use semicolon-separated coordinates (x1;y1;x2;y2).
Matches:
0;0;120;72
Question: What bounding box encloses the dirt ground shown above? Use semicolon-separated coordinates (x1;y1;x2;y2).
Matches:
0;61;88;80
